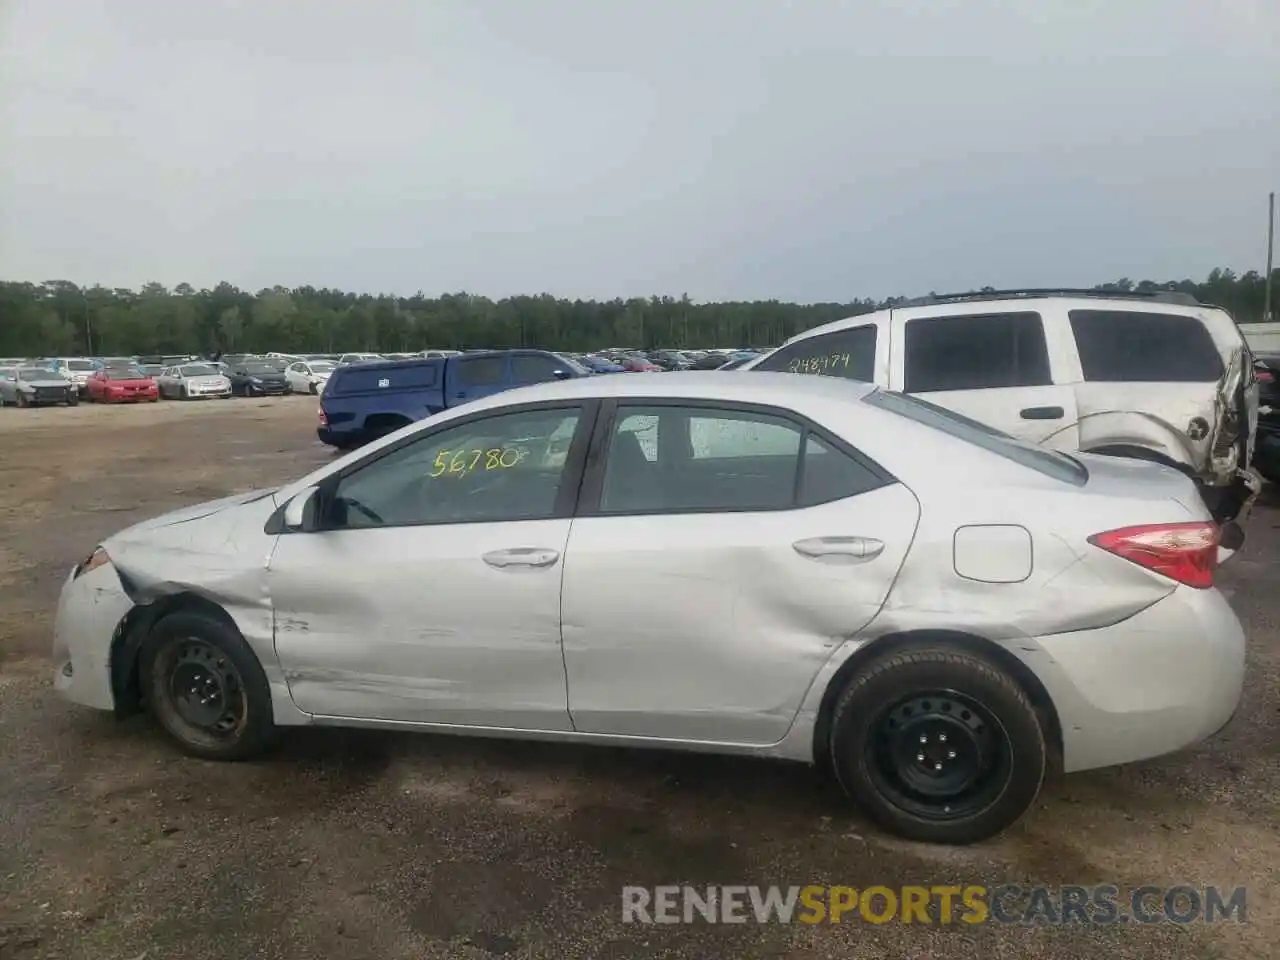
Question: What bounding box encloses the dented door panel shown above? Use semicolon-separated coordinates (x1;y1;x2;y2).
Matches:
560;484;920;745
267;520;574;728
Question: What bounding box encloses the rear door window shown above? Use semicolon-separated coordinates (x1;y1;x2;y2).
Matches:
457;357;506;386
1069;310;1224;382
754;325;877;381
904;312;1052;392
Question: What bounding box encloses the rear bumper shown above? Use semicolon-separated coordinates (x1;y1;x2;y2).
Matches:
1026;586;1245;773
318;426;362;448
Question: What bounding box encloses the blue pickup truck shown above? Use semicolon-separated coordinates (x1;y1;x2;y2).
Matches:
317;349;587;449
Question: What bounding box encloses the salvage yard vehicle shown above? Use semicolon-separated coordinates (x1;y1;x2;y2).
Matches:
747;289;1260;526
337;352;385;366
85;368;159;403
284;359;336;395
53;373;1245;845
1253;353;1280;484
40;356;98;396
155;364;232;400
0;366;79;407
318;349;587;449
227;360;290;397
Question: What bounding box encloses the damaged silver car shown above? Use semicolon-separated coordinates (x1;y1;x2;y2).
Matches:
53;374;1244;844
748;288;1261;529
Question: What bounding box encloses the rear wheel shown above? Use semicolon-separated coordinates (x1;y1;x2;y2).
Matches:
829;646;1046;844
140;610;277;761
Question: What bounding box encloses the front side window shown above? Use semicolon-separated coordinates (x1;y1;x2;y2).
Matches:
904;311;1051;392
598;405;888;514
511;354;563;384
326;407;583;528
754;325;877;381
1069;310;1224;383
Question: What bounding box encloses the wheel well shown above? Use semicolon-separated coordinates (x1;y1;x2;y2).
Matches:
812;630;1063;770
110;592;241;716
363;412;413;433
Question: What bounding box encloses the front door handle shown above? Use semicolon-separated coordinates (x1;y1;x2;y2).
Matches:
1020;405;1065;420
482;547;560;569
792;536;885;563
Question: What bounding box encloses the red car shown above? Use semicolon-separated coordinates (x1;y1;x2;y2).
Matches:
86;368;160;403
621;356;662;372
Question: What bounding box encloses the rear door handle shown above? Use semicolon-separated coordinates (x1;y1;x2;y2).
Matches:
792;536;885;563
482;547;560;569
1020;406;1064;420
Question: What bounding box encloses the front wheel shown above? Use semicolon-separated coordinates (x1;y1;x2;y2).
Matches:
829;646;1046;845
140;610;277;761
67;394;79;406
309;382;318;395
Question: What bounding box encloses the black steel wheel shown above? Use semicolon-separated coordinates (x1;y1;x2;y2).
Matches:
141;610;277;761
829;645;1047;844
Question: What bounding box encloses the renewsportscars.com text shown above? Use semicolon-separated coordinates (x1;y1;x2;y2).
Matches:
621;885;1247;925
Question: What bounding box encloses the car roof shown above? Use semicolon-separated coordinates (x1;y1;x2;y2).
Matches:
461;370;878;413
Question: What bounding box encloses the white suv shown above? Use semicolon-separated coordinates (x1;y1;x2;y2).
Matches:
746;289;1260;524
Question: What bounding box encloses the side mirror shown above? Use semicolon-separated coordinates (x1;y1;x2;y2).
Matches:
552;369;571;380
283;485;321;532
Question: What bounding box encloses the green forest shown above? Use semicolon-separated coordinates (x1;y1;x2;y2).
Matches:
0;268;1274;358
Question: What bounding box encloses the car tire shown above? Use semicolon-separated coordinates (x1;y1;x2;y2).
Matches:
140;609;277;761
16;393;29;408
67;394;79;407
828;645;1046;845
309;382;318;395
181;385;190;401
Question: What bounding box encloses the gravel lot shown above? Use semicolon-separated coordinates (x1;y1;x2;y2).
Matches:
0;398;1276;960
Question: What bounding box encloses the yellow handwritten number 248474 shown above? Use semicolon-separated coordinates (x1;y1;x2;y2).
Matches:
430;447;524;478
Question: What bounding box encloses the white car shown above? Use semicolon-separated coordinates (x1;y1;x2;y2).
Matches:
284;359;336;395
41;356;98;395
51;373;1244;844
745;289;1260;525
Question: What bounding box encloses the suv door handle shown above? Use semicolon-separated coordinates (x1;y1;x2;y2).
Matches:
792;536;885;562
1020;406;1064;420
482;547;560;569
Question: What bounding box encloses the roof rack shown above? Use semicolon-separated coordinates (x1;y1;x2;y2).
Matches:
897;288;1201;308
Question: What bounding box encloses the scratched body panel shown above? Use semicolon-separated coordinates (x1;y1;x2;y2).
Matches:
105;488;308;724
560;484;920;744
266;519;574;729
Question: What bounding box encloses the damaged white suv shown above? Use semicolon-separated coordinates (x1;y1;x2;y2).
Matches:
747;289;1260;528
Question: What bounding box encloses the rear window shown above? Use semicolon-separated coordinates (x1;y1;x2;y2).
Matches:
754;325;877;381
863;390;1088;486
1069;310;1224;383
334;362;439;393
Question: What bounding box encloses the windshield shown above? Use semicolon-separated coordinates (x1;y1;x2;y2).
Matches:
180;365;217;377
138;365;164;376
863;389;1088;486
19;367;56;380
309;361;336;372
104;369;143;380
66;359;95;371
241;362;278;374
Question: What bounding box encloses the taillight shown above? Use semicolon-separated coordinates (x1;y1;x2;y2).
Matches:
1088;522;1220;589
1257;368;1274;383
318;407;327;425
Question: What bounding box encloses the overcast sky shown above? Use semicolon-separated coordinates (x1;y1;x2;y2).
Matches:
1;0;1276;302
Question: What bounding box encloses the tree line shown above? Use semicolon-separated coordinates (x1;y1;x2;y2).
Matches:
0;268;1274;358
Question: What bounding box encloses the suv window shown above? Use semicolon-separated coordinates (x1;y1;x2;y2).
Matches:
327;407;582;528
754;325;877;381
457;356;505;386
1069;310;1224;383
598;405;887;513
904;312;1051;392
511;354;562;384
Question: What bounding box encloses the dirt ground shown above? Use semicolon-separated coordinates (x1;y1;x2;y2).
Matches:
0;397;1276;960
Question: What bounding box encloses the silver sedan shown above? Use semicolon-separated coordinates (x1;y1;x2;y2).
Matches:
0;366;79;407
155;363;232;400
50;373;1244;844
